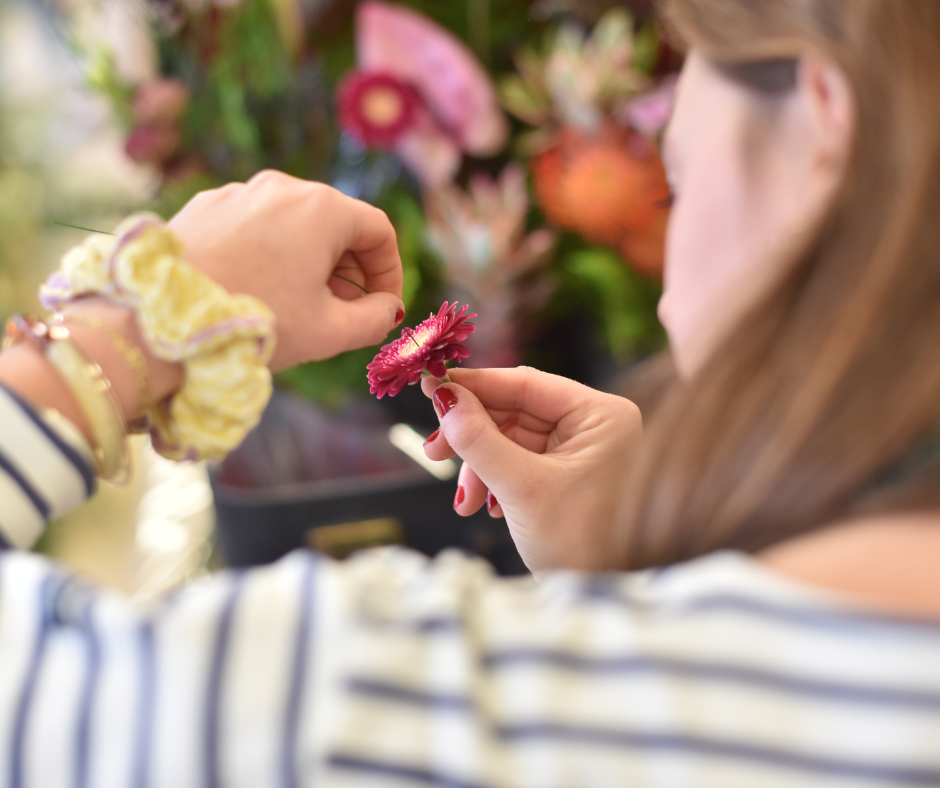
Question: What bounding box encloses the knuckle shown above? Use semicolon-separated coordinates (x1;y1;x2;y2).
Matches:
306;181;339;210
247;169;284;187
188;187;217;205
613;396;643;426
213;182;242;200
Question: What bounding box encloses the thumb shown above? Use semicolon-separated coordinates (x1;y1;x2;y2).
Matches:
433;383;542;495
326;292;404;353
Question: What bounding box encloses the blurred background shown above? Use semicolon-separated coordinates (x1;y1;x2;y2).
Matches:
1;0;679;596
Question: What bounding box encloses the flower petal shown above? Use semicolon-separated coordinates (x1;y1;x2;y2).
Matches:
394;127;461;187
357;1;508;156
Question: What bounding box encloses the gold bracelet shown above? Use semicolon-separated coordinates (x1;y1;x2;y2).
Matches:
3;315;129;482
45;329;129;483
58;312;153;431
40;214;275;462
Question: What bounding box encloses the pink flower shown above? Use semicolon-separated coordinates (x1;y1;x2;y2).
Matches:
125;78;189;165
620;76;677;136
343;1;508;185
125;124;181;164
337;71;421;148
367;302;476;398
132;78;189;126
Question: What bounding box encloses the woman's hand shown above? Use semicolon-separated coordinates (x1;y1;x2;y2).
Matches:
169;171;405;371
421;367;642;574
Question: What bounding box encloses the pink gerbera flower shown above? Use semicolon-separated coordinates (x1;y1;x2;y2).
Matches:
368;301;477;399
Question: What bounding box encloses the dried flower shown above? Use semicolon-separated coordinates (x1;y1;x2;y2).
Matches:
367;302;476;398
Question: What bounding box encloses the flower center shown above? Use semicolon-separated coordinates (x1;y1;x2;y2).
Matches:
395;324;435;359
361;87;405;128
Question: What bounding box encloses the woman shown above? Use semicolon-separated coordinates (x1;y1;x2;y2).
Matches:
0;0;938;785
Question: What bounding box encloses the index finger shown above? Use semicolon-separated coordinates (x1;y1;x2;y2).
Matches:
337;195;403;299
424;367;600;423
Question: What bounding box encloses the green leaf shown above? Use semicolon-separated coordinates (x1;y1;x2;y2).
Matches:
632;19;661;76
499;75;552;125
277;347;376;410
216;78;260;152
382;190;425;310
592;8;634;57
561;247;665;360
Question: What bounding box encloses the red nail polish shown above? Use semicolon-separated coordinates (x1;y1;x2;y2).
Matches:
394;308;405;325
486;490;498;513
454;485;465;508
433;387;458;418
424;428;440;446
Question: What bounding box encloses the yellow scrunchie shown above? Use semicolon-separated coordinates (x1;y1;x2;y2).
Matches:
41;214;275;462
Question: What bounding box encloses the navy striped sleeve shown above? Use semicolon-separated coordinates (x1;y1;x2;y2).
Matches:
0;383;96;548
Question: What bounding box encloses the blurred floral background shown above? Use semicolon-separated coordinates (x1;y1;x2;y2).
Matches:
1;0;680;590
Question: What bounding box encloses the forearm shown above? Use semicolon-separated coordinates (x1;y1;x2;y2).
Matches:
0;297;184;446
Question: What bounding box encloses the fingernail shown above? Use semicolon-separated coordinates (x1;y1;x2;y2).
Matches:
454;484;465;508
433;387;458;418
424;428;440;447
394;308;405;325
486;490;498;513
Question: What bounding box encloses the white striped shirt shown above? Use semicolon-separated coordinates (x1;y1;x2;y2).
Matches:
1;382;940;787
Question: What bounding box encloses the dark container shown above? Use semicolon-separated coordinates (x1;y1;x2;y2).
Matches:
210;392;527;576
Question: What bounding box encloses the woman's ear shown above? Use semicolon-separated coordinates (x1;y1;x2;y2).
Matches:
798;52;856;172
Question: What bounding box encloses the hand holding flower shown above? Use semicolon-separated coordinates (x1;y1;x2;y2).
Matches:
421;367;643;574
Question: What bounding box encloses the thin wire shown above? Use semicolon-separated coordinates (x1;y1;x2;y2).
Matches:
401;326;421;349
52;220;114;235
330;273;370;294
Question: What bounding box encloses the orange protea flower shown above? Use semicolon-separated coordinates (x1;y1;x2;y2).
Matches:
620;207;668;279
367;302;476;399
530;124;671;277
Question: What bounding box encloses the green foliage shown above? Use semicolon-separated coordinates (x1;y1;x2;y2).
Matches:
381;187;427;310
276;346;376;409
84;50;134;127
149;171;224;220
631;18;661;76
558;246;666;361
76;0;675;405
160;0;327;182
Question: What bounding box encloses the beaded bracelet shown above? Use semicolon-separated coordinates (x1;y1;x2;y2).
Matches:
40;214;276;462
2;315;129;482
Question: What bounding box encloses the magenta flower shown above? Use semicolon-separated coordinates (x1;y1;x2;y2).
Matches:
367;302;477;399
339;1;508;185
337;71;421;148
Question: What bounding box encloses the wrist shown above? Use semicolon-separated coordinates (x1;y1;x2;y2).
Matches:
60;297;184;423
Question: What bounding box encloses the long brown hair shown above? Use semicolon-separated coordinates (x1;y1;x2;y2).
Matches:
620;0;940;568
